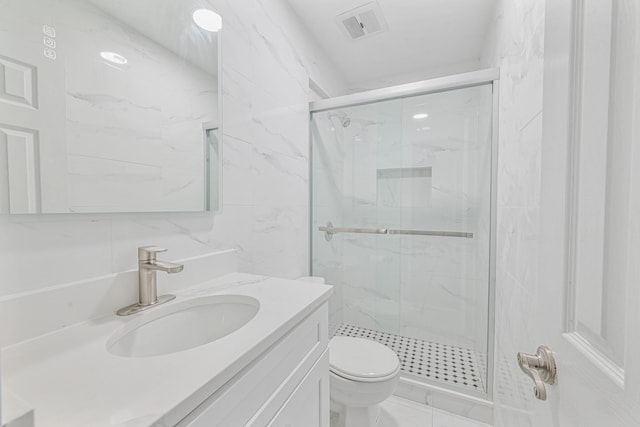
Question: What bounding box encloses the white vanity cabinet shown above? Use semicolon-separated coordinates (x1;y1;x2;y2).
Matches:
1;272;333;427
265;351;329;427
177;303;329;427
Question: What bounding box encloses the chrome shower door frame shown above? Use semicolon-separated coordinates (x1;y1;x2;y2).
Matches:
308;68;500;401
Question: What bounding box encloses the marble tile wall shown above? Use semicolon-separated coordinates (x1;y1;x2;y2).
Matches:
0;0;348;299
480;0;546;425
65;3;218;213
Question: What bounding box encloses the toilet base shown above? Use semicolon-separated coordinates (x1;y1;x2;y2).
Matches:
331;400;381;427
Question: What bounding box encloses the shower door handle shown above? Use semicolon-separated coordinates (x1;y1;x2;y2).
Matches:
517;346;557;400
319;222;388;241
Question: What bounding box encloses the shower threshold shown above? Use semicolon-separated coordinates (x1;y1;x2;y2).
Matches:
334;324;486;393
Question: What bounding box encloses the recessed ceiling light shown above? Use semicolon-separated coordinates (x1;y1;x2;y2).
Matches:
100;51;127;65
193;9;222;32
413;113;429;120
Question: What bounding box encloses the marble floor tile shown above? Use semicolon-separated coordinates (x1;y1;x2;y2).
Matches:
378;396;491;427
432;407;492;427
379;396;433;427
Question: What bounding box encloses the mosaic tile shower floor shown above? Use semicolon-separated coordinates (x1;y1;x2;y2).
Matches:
335;324;486;393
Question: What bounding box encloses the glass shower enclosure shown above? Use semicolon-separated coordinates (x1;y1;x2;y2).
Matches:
310;70;497;397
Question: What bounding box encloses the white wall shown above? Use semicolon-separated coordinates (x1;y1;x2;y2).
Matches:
0;0;348;298
481;0;546;423
347;59;482;93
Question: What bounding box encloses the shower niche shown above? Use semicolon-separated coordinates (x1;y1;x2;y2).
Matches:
376;166;433;208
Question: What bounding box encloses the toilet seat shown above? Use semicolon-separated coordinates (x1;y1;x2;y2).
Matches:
329;337;400;383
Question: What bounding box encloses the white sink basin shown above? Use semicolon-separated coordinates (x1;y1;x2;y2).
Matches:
107;295;260;357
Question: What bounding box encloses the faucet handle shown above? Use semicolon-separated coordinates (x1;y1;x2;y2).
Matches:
138;246;167;261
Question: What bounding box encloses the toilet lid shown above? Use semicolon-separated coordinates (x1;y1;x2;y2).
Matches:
329;337;400;381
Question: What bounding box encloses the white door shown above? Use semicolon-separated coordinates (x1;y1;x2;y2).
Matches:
0;32;67;213
501;1;640;425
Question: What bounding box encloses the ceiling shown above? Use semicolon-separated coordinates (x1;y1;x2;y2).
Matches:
89;0;218;75
286;0;497;89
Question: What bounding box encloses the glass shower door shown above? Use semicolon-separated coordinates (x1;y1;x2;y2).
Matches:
311;82;493;394
311;98;404;339
340;99;403;342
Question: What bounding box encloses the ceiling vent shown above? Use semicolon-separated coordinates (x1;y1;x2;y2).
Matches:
337;1;388;40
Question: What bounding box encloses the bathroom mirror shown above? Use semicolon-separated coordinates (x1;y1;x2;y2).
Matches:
0;0;221;213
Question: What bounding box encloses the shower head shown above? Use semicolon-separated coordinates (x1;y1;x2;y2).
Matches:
328;110;351;128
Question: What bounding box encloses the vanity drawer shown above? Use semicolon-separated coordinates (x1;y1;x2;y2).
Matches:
261;350;329;427
177;302;328;427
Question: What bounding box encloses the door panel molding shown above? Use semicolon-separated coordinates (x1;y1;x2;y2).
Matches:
564;0;640;388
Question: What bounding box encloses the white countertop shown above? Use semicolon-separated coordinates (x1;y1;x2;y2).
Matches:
1;273;332;427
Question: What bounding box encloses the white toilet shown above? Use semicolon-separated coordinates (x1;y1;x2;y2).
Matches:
329;336;401;427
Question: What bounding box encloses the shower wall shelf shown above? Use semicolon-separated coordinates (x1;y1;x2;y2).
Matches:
319;222;473;241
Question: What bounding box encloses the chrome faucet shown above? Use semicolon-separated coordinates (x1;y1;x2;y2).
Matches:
116;246;184;316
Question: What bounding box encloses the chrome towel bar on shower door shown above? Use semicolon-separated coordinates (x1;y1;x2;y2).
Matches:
388;229;474;238
318;225;389;235
319;222;473;241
